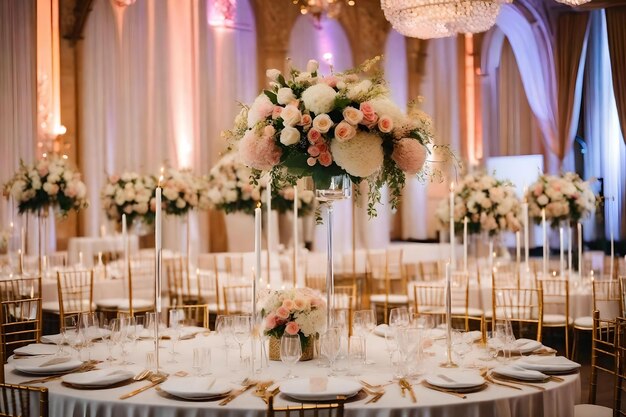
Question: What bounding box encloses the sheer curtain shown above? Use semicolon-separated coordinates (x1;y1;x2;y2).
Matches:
81;0;258;252
0;0;37;253
583;11;626;240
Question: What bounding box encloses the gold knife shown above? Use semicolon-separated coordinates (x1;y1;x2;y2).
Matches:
401;379;417;403
119;375;167;400
219;382;256;406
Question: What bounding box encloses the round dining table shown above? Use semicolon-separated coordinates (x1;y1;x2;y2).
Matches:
5;329;581;417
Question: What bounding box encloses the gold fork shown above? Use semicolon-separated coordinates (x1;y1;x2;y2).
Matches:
219;379;257;406
119;374;168;399
362;387;384;404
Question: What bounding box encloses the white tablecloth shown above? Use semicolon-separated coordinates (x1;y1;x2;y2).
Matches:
67;235;139;267
5;331;580;417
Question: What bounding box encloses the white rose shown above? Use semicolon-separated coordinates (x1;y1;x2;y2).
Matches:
163;187;179;201
277;88;296;105
312;114;333;133
280;126;301;146
346;79;372;100
47;174;60;184
301;83;337;115
225;190;238;202
306;59;319;73
176;198;186;209
295;72;314;84
280;104;302;127
266;69;281;82
537;194;549;206
114;192;125;206
124;187;136;201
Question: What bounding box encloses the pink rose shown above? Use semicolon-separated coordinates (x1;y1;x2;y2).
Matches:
300;114;312;129
316;143;328;153
307;157;317;166
322;76;339;88
265;313;277;330
360;102;378;125
263;125;276;138
318;152;332;167
276;306;290;319
334;121;356;142
308;146;320;157
282;299;295;310
272;106;283;120
310;297;323;308
285;321;300;336
239;130;282;171
533;184;543;197
378;115;393;133
66;185;77;197
307;129;323;145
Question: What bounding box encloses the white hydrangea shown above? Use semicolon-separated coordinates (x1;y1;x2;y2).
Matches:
294;308;326;337
301;83;337;115
369;97;406;127
330;131;383;178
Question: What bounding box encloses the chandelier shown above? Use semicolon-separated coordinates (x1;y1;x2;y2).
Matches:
293;0;356;28
553;0;591;5
381;0;512;39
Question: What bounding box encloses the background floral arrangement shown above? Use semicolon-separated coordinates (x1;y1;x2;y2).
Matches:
101;172;156;226
260;287;326;347
4;155;88;217
226;57;450;216
435;172;522;236
525;172;596;227
160;167;211;216
207;153;315;216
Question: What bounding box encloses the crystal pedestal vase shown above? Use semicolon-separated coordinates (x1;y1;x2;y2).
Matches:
307;174;352;329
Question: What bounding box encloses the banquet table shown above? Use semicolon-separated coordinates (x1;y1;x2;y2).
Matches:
5;329;581;417
67;235;139;268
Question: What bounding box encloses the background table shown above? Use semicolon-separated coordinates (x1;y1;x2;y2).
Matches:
67;235;139;267
6;329;581;417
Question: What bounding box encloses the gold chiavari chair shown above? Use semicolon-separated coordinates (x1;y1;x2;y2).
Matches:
573;279;623;360
492;287;543;341
538;278;571;357
0;277;42;363
620;276;626;320
165;256;195;307
304;268;326;293
46;251;67;270
588;310;618;406
267;393;345;417
56;269;94;328
225;254;244;280
223;284;253;315
418;260;442;281
615;316;626;417
99;260;155;318
166;304;209;329
0;383;49;417
403;263;420;282
197;267;221;316
367;250;408;324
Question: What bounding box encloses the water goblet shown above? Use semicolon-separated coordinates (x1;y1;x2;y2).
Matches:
280;333;302;379
231;315;252;363
353;310;376;365
320;328;341;376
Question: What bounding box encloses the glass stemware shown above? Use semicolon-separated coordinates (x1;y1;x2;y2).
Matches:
353;310;376;365
320;328;341;376
280;333;302;379
231;315;252;362
168;309;184;363
389;307;410;329
494;319;514;362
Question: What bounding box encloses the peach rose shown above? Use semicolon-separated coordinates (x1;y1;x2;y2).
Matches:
334;121;356;142
285;321;300;336
307;128;323;145
308;146;320;157
342;106;363;125
265;313;277;330
263;125;276;138
276;306;290;319
293;297;308;310
307;157;317;166
300;114;312;129
109;174;120;183
281;104;302;127
322;76;338;88
319;152;332;167
378;115;393;133
360;102;378;125
312;114;333;133
282;299;295;310
272;106;283;120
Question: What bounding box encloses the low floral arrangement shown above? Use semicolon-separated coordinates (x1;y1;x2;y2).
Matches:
4;155;88;217
525;172;596;227
435;172;522;236
207;153;315;216
260;287;326;355
160;168;211;216
101;172;156;226
225;57;451;216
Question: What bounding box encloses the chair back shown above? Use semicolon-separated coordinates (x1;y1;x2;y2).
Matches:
164;256;193;306
197;267;220;314
593;279;622;320
304;269;326;293
225;255;244;280
589;310;617;404
0;383;48;417
166;304;209;329
222;284;252;315
0;278;42;363
538;278;570;321
418;260;441;281
616;316;626;416
492;287;543;341
57;269;93;326
266;394;344;417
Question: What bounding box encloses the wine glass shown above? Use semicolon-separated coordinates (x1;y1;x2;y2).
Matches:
452;330;472;367
280;333;302;379
389;307;410;329
99;318;115;363
215;315;235;348
494;319;514;362
353;310;376;364
231;315;252;362
117;317;133;365
63;316;83;359
320;328;341;375
78;312;99;348
168;309;184;363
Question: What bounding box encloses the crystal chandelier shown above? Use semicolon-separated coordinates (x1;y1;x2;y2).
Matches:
293;0;356;28
553;0;591;5
381;0;512;39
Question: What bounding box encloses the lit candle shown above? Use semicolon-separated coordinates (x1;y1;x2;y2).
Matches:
522;187;530;271
610;197;615;279
293;185;298;286
20;226;25;257
542;208;547;278
577;222;582;279
254;204;261;319
516;231;521;268
155;186;162;313
266;175;272;281
122;213;129;285
559;226;564;278
449;183;456;270
567;226;572;279
79;251;83;266
463;217;468;273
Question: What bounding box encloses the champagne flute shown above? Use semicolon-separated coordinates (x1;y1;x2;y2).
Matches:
353;310;376;365
168;309;184;363
280;333;302;379
232;315;252;362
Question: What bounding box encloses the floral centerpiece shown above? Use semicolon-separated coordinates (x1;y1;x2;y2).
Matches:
260;287;326;361
207;153;315;216
435;172;522;236
160;168;211;216
225;57;448;216
101;172;156;227
524;172;596;227
4;155;88;217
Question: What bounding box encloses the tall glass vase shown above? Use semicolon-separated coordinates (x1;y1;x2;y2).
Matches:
307;174;352;329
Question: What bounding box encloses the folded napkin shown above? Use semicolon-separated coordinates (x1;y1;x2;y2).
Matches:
40;356;72;367
14;344;58;356
508;338;542;354
493;364;547;381
517;356;581;372
40;334;64;345
425;371;485;389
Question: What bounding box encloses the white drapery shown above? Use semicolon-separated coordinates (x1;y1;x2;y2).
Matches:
583;11;626;240
80;0;258;252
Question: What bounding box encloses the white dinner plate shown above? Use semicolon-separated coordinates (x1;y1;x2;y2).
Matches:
62;368;134;388
425;371;485;389
13;356;83;375
492;364;547;381
160;377;233;400
14;344;58;356
517;356;581;373
280;377;361;401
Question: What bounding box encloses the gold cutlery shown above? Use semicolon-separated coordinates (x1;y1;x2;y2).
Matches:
218;380;256;406
548;375;564;383
132;370;153;382
421;382;467;399
490;375;546;391
359;380;393;390
398;380;406;397
21;362;97;385
400;379;416;403
119;374;168;399
362;387;384;404
484;375;522;390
